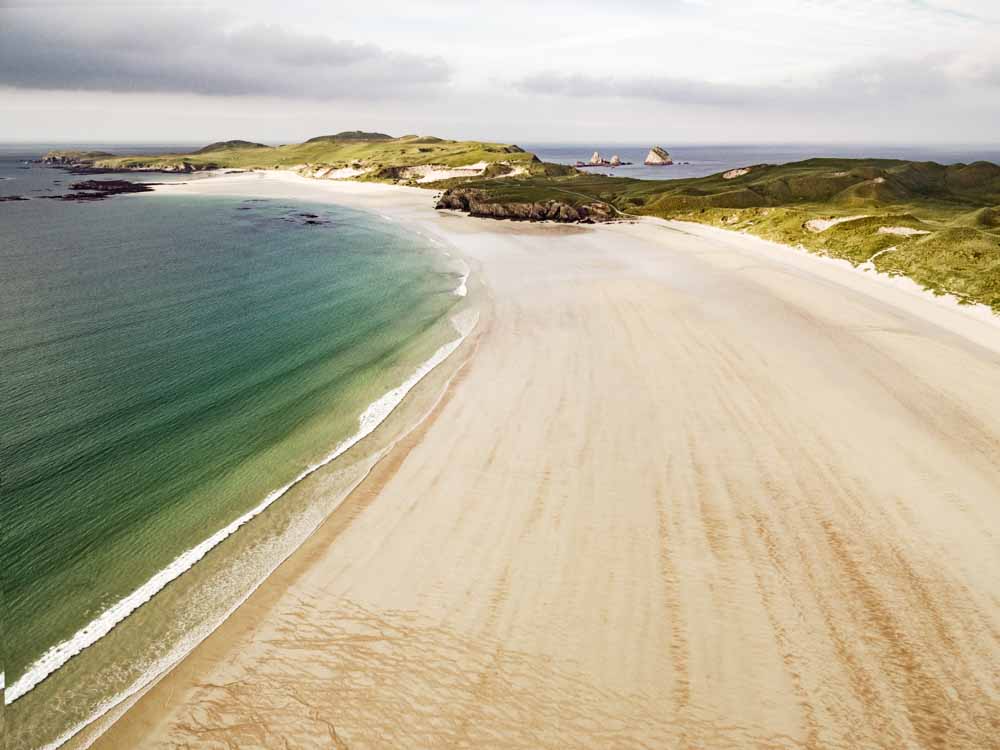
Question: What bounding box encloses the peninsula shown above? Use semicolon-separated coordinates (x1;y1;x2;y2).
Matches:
575;151;632;168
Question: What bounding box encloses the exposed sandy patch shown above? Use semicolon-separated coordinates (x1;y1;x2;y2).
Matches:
502;164;529;178
878;225;931;236
404;161;492;183
859;245;899;272
805;214;871;232
318;166;367;180
723;167;751;179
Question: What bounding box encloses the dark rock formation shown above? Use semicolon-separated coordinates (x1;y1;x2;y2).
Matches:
436;189;615;223
0;195;29;201
41;180;158;202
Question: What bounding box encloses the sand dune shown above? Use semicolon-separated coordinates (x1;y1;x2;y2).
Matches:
87;173;1000;750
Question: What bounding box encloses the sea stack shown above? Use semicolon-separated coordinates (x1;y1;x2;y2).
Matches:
590;151;603;165
644;146;673;165
610;154;622;166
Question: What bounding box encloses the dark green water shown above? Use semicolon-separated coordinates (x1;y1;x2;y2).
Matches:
1;153;461;747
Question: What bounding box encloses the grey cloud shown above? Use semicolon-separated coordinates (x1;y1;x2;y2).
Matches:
518;73;750;107
516;54;998;112
0;9;450;98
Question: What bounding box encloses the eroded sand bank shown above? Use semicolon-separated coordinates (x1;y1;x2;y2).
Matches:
89;172;1000;749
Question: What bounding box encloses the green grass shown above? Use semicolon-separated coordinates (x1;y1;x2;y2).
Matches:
448;158;1000;310
47;134;537;175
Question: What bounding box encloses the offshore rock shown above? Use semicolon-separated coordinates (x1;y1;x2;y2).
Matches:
644;146;673;165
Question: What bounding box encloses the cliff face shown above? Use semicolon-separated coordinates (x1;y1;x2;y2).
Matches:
436;189;614;223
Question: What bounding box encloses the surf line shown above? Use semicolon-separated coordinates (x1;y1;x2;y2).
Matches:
6;312;479;706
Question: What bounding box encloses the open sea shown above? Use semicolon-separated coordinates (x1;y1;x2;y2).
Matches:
1;145;467;749
3;140;998;748
522;142;1000;180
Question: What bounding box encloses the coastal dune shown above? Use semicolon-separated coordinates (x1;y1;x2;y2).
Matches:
89;173;1000;750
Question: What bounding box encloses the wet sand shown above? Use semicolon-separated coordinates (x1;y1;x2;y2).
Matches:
90;172;1000;749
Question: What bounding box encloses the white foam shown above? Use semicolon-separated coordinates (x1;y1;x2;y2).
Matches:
454;260;470;297
6;314;478;709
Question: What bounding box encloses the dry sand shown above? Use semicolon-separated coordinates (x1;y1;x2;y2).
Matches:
90;172;1000;749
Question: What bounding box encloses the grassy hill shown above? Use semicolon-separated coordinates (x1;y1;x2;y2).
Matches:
443;158;1000;310
43;133;537;177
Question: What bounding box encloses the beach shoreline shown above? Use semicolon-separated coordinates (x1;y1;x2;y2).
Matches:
80;171;1000;750
10;173;484;750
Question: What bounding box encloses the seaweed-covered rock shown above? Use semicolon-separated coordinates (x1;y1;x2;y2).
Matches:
435;189;614;223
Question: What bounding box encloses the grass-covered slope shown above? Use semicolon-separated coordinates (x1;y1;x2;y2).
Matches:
446;158;1000;310
43;133;537;177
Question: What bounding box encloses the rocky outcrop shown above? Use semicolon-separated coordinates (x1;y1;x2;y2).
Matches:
436;189;615;223
723;167;751;179
42;179;157;202
610;155;622;166
644;146;673;165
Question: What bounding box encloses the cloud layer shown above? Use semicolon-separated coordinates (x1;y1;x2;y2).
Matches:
2;1;998;143
0;9;450;98
516;52;1000;112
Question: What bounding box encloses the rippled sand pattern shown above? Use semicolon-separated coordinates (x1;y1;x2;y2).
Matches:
91;177;1000;750
167;601;712;749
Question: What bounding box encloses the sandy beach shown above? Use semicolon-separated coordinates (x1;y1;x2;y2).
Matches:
85;171;1000;749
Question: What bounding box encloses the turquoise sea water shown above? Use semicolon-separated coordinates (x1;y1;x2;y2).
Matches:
1;150;462;747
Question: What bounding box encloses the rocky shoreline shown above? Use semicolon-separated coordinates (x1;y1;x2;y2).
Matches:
435;188;615;223
42;180;159;202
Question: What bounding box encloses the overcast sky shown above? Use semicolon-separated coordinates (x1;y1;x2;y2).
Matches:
2;0;998;144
